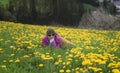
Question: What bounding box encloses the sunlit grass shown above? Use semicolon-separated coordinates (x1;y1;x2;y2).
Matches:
0;21;120;73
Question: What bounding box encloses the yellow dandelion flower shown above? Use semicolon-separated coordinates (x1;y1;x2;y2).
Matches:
75;67;79;71
10;54;15;57
57;55;62;58
0;48;2;51
66;61;71;65
82;59;92;66
54;62;59;65
58;59;63;63
67;58;72;61
112;69;120;73
39;64;44;67
27;46;32;49
3;60;7;62
62;62;66;65
59;69;64;73
76;71;79;73
63;66;66;68
15;58;20;62
10;46;16;50
23;55;29;58
17;48;21;51
1;65;6;69
9;60;13;63
66;69;71;73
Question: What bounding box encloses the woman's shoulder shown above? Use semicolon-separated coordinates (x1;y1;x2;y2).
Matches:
55;35;62;40
42;36;48;40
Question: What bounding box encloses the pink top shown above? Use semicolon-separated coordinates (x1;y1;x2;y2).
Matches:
42;35;62;48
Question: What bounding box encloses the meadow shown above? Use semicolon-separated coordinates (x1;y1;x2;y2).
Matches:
0;21;120;73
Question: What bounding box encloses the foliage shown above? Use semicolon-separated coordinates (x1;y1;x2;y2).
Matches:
107;2;116;15
0;21;120;73
82;3;96;12
0;0;9;6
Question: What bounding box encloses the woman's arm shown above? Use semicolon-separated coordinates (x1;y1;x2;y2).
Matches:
61;37;75;46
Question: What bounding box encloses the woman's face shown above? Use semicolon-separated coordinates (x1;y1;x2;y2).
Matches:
48;34;55;40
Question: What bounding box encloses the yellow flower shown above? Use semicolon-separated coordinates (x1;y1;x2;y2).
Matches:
89;67;102;72
58;59;63;63
23;55;29;58
66;61;71;65
1;65;6;69
9;60;13;62
0;48;2;51
75;67;79;71
17;48;21;51
3;60;7;62
82;59;92;66
54;62;59;65
39;64;44;67
0;48;3;53
112;69;120;73
66;69;71;73
10;54;15;57
27;46;32;49
57;55;62;58
63;66;66;68
67;58;72;61
15;58;20;62
76;71;79;73
62;62;66;65
68;54;73;58
59;69;64;73
10;46;16;50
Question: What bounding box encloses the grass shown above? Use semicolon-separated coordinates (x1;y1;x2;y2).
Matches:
0;21;120;73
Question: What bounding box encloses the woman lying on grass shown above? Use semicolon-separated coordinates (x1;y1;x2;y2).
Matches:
42;28;74;48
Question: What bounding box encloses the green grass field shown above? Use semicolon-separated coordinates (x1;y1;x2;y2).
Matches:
0;21;120;73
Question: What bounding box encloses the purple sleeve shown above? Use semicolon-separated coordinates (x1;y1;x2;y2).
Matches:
42;36;49;46
55;35;62;48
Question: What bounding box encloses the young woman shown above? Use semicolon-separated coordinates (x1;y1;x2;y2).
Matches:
42;28;74;48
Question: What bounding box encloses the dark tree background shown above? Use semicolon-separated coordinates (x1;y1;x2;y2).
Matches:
0;0;116;26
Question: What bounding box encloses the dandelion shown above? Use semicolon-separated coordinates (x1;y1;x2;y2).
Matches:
67;58;72;61
9;60;13;63
66;61;71;65
75;67;79;71
82;59;92;66
15;58;20;62
3;60;7;62
0;48;2;53
112;69;120;73
1;65;6;69
10;54;15;57
17;48;21;51
57;55;62;58
63;66;66;68
76;71;79;73
62;62;66;65
54;61;59;65
58;59;63;63
27;46;32;49
59;69;64;73
23;55;29;58
39;64;44;67
0;48;2;51
89;67;102;72
66;69;71;73
10;46;16;50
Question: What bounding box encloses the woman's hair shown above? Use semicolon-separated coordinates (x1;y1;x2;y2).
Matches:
46;28;56;36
